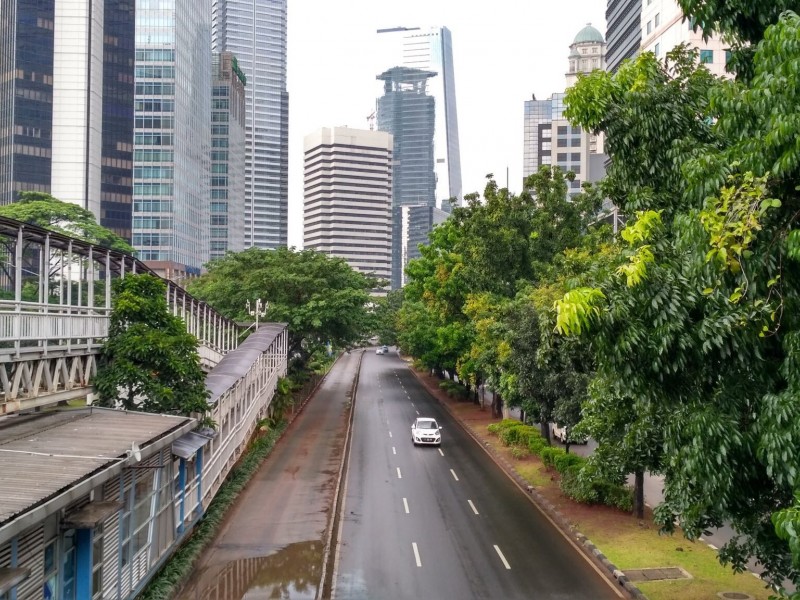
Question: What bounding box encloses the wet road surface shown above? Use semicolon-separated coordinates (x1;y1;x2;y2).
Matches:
175;352;359;600
333;350;624;600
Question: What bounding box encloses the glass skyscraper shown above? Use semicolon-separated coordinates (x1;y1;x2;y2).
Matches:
0;0;134;240
210;52;246;261
212;0;288;249
132;0;211;278
377;25;462;208
376;66;436;290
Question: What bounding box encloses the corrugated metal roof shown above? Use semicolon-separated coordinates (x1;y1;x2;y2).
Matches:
205;323;286;405
171;431;212;460
0;407;192;528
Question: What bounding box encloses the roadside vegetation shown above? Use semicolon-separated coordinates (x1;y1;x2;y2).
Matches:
390;3;800;596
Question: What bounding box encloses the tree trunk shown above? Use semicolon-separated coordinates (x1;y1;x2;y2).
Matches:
491;389;499;418
633;470;645;519
540;421;551;444
564;441;572;455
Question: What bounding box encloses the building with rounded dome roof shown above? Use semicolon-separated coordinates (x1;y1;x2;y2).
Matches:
566;23;607;87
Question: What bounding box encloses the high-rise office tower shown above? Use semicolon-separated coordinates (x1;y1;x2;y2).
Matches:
132;0;211;279
377;26;462;208
376;66;436;290
641;0;730;77
523;24;607;196
210;52;247;261
212;0;288;249
606;0;642;72
0;0;135;239
303;127;393;293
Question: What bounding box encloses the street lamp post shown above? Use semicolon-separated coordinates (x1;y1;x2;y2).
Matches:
246;299;268;330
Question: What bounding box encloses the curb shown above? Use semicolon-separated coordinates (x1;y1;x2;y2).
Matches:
318;349;362;599
409;368;647;600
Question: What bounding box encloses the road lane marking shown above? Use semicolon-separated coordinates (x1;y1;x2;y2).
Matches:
468;500;479;515
450;469;459;481
415;410;419;415
707;543;718;550
397;467;402;479
494;545;511;569
412;542;422;567
438;448;444;457
392;446;396;455
403;497;409;514
389;431;392;438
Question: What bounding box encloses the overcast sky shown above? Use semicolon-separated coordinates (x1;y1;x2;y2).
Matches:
286;1;607;248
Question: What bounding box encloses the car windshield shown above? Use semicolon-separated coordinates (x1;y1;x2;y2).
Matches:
417;420;437;429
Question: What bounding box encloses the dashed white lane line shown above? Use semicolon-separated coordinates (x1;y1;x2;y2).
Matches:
468;500;479;515
412;542;422;567
415;410;419;415
392;446;396;455
494;545;511;569
389;431;392;438
707;543;718;551
450;469;459;481
403;497;409;514
397;467;402;479
438;448;444;457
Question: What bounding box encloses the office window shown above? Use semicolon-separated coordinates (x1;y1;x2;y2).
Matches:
571;153;581;162
557;153;567;162
542;141;552;151
725;50;732;65
655;13;660;26
570;137;581;147
655;43;660;56
700;49;714;64
557;126;568;135
646;21;652;34
557;138;568;147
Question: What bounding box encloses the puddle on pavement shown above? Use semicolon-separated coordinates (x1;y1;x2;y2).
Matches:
183;540;323;600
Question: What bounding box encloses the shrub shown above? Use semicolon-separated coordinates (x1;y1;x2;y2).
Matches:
487;418;523;436
528;436;547;456
540;446;566;469
554;452;585;474
509;445;528;460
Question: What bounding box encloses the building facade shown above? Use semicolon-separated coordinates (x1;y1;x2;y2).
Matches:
212;0;289;249
210;52;246;261
641;0;729;76
523;24;607;195
303;127;392;292
606;0;642;72
376;66;436;290
0;0;135;240
377;26;462;208
132;0;211;279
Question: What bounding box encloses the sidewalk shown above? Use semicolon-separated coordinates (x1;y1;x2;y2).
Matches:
409;366;773;600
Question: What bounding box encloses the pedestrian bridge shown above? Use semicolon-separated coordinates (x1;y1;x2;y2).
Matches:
0;216;254;414
0;217;290;600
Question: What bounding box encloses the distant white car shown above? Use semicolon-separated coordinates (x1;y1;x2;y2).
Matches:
411;417;442;446
376;345;389;355
551;423;588;444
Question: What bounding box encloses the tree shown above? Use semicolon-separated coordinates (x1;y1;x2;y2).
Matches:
186;247;375;368
0;192;134;254
94;274;210;416
557;11;800;586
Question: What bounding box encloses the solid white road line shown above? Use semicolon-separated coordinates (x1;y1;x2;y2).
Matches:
438;448;444;457
392;446;396;455
468;500;479;515
403;497;409;514
494;545;511;570
412;542;422;567
397;467;402;479
450;469;459;481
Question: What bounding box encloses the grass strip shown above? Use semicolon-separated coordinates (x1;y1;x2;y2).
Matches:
137;420;287;600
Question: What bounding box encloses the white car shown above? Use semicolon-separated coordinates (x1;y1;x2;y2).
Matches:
411;417;442;446
376;345;389;355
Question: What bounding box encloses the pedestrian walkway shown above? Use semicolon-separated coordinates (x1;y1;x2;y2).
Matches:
175;352;358;600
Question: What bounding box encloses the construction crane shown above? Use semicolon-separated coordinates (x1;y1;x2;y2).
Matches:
367;110;376;131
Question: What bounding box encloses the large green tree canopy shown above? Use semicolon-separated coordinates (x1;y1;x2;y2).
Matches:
186;247;376;365
557;9;800;589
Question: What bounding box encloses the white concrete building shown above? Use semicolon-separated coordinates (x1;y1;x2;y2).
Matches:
303;127;393;293
640;0;729;76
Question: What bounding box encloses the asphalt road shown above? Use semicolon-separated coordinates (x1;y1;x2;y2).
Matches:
333;350;624;600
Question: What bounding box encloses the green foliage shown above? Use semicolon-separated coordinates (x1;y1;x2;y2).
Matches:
0;192;135;254
487;419;522;435
93;274;209;415
509;445;528;460
187;247;375;369
554;452;586;474
540;446;566;469
528;436;547;456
